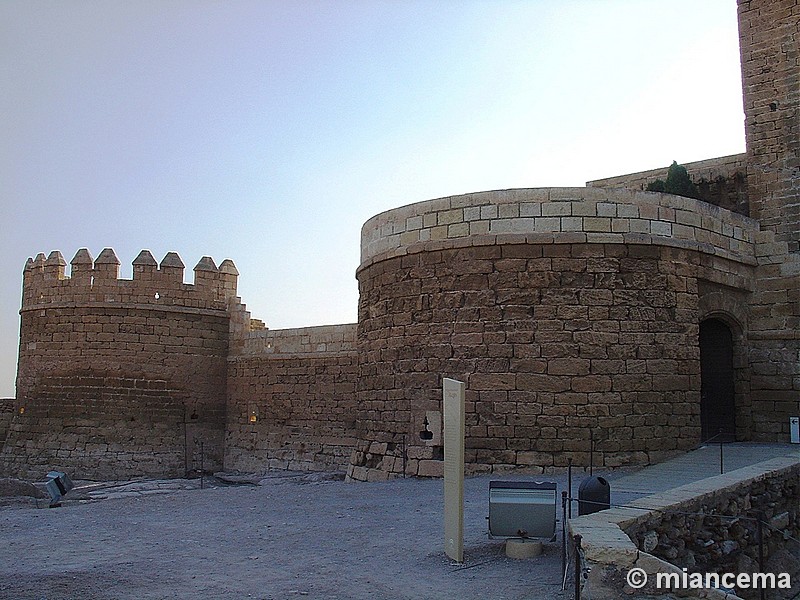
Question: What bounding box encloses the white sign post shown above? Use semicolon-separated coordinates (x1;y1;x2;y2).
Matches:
443;377;465;563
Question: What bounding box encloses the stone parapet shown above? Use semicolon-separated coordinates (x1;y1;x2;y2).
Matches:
570;455;800;599
359;188;759;271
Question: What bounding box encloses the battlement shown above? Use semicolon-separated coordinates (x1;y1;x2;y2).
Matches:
21;248;238;312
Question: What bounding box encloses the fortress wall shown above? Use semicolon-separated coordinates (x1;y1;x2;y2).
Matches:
748;231;800;441
1;249;234;480
586;154;749;215
238;324;356;357
0;399;12;450
350;189;759;481
738;0;800;441
225;324;358;473
739;0;800;251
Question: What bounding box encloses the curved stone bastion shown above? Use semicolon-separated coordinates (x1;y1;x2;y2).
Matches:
347;188;760;481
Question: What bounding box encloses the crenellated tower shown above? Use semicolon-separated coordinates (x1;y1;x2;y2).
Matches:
2;248;239;480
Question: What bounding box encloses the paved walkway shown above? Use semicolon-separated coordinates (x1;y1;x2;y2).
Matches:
605;442;799;503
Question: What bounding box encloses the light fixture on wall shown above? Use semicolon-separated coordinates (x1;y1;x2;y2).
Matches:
249;412;258;423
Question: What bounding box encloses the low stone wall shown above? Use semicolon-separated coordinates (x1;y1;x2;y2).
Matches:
569;455;800;599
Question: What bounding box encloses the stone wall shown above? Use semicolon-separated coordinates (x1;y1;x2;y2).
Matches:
738;0;800;444
570;456;800;599
359;188;757;268
225;324;358;473
350;188;759;481
4;0;796;484
739;0;800;252
0;249;235;480
624;467;799;596
0;399;12;449
587;154;749;216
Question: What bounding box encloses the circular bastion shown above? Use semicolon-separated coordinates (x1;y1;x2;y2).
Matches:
348;187;758;482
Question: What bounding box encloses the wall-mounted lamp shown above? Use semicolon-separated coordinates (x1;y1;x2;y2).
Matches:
249;413;258;423
18;406;25;415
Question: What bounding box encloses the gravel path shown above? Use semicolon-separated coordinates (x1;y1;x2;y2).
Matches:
3;444;793;599
0;473;568;600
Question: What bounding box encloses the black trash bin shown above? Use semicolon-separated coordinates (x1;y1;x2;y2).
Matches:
577;476;610;515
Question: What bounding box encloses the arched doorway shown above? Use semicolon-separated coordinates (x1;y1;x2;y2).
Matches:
699;318;736;441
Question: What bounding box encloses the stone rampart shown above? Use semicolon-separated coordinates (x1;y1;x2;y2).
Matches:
225;324;358;473
1;249;236;480
350;188;760;481
569;455;800;599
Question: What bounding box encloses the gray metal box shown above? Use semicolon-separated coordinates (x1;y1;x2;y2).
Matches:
44;471;74;504
488;481;557;539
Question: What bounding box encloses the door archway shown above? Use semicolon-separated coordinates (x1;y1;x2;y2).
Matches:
699;318;736;441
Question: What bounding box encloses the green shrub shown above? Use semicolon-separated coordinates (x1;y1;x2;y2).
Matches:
646;161;701;199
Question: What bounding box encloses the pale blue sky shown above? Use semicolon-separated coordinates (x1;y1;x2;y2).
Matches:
0;0;745;397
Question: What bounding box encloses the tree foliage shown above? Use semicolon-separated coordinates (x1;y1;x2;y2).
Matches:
646;161;701;200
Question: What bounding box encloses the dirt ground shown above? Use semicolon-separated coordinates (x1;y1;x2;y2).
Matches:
0;471;576;600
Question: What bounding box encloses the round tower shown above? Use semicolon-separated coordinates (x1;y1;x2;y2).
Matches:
1;248;238;480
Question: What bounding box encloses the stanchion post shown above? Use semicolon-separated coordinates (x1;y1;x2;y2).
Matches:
573;534;582;600
200;441;205;490
568;458;573;519
757;512;765;600
561;491;567;577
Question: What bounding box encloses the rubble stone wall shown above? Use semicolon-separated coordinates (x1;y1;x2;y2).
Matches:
623;462;800;595
570;456;800;600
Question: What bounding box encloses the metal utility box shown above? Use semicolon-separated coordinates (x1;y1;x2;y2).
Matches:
488;481;557;539
44;471;74;505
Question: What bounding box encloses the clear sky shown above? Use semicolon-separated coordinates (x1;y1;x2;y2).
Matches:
0;0;746;398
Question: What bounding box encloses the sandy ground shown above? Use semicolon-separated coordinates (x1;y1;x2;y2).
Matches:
2;444;795;599
0;471;580;600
